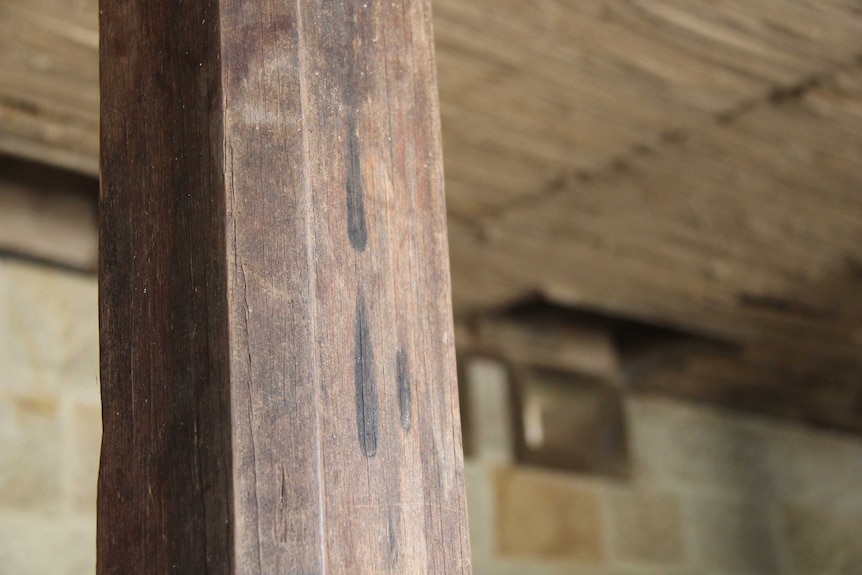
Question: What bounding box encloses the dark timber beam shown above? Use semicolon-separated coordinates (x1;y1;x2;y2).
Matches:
98;1;471;573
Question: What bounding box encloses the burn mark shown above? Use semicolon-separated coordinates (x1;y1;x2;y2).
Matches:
355;290;378;457
346;114;368;251
396;348;412;431
387;510;400;568
326;0;373;253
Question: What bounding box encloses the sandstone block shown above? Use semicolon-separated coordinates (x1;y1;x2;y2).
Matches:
0;512;95;575
494;466;604;562
608;488;686;566
0;395;60;509
784;504;862;575
66;401;101;513
627;397;772;495
689;496;780;574
4;260;98;392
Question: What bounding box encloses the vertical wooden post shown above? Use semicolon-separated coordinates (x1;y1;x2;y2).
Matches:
98;1;471;573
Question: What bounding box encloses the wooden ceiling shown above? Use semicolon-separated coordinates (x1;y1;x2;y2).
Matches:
3;0;862;431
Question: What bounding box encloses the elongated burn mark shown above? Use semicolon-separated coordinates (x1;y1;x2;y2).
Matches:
397;348;412;431
346;114;368;251
355;290;378;457
388;510;399;568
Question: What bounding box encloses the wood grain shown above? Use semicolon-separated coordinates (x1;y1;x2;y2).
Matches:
450;71;862;349
99;1;231;573
99;0;470;573
0;0;98;174
13;0;862;432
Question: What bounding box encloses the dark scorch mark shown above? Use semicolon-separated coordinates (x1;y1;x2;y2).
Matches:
355;290;378;457
346;114;368;251
396;348;412;431
387;510;400;569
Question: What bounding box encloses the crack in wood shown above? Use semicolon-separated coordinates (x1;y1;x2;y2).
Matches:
475;52;862;226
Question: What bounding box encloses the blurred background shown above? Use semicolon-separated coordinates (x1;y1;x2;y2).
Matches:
2;0;862;573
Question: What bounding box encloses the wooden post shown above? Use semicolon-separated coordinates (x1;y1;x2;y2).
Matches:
98;1;471;573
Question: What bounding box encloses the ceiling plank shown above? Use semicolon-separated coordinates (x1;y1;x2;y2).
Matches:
449;70;862;400
4;0;862;433
0;0;98;174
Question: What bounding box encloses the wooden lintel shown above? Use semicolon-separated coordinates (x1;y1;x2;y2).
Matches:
0;156;97;271
98;1;471;573
455;317;620;381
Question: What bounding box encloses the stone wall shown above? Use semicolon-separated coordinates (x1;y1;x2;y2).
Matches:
0;258;99;574
465;364;862;575
2;256;862;574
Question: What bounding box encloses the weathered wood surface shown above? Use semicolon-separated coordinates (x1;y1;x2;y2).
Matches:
436;0;862;217
99;1;470;573
449;68;862;370
7;0;862;431
0;0;98;174
99;1;232;571
439;2;862;434
455;315;619;381
449;66;862;429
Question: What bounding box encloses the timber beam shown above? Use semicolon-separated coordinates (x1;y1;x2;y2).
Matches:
98;1;470;573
